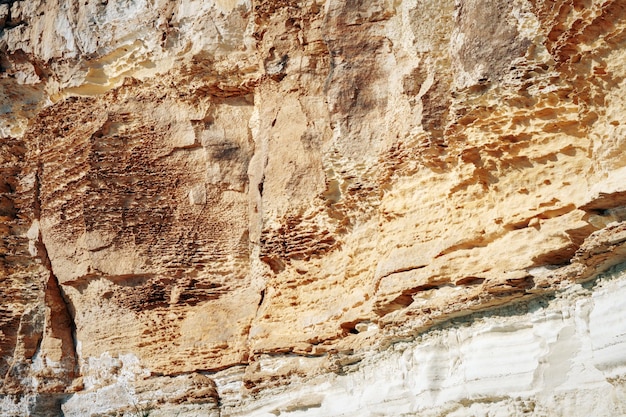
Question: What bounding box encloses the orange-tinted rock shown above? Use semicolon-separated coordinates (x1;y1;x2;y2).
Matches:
1;1;626;416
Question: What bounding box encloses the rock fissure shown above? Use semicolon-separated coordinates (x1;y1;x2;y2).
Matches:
33;163;79;389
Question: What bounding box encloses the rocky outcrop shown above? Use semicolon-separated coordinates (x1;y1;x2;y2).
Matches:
2;0;626;416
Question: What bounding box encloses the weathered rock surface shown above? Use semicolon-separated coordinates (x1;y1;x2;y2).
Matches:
2;0;626;416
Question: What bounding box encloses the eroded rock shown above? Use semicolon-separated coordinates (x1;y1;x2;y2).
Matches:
2;0;626;416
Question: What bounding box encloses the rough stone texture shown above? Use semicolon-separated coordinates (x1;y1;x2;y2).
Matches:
1;0;626;416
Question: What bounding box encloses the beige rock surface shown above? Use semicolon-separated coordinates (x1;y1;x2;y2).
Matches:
1;0;626;415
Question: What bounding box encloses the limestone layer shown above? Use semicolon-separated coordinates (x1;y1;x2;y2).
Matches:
2;0;626;416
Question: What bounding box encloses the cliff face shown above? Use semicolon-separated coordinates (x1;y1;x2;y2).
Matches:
2;0;626;416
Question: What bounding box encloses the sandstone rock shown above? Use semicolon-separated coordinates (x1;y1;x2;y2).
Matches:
1;0;626;416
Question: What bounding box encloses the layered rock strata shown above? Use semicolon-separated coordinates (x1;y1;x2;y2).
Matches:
1;0;626;416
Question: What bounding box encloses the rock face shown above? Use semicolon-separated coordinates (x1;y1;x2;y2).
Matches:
2;0;626;415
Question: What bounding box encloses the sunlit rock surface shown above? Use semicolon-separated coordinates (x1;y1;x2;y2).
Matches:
2;0;626;416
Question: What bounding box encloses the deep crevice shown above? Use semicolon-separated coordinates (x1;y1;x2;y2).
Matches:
34;164;79;381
